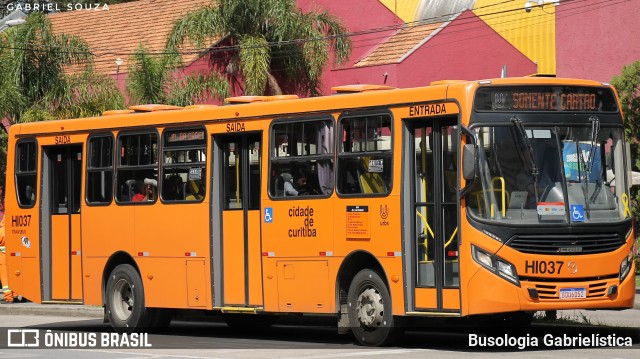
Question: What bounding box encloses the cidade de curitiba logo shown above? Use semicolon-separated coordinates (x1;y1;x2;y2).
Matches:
6;329;152;348
7;2;111;12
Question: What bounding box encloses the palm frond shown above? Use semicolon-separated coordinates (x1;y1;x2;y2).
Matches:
126;44;168;104
239;35;270;96
167;72;230;106
166;4;225;53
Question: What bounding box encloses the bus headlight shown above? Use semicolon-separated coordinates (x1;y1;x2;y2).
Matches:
619;252;633;282
472;245;520;286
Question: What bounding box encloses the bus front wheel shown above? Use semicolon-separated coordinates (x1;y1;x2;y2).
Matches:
347;269;402;346
105;264;149;332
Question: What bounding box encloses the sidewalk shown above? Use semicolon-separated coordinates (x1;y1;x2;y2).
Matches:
0;301;102;318
0;291;638;319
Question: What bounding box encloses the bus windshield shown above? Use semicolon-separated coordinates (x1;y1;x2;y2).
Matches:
467;123;629;225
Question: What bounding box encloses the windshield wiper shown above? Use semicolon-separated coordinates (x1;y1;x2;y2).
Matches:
511;116;540;204
576;139;592;216
580;116;601;210
587;116;600;172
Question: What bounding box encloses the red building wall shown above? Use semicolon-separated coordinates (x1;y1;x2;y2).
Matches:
556;1;640;83
297;0;403;94
333;11;537;89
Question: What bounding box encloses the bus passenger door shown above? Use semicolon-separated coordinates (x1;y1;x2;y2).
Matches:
217;133;263;307
44;145;83;302
405;118;460;313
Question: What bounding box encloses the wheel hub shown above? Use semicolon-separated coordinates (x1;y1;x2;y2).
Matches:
112;279;133;321
356;288;384;327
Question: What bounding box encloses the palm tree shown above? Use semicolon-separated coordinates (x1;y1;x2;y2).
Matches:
0;11;124;127
166;0;351;96
125;44;230;106
0;12;125;194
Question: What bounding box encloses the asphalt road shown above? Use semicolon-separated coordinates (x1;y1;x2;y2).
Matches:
0;311;638;358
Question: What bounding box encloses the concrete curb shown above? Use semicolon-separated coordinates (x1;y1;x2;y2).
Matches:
0;303;102;318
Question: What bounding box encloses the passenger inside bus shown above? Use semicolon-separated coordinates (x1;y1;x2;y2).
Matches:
132;178;156;202
23;185;36;206
163;175;183;200
283;166;314;196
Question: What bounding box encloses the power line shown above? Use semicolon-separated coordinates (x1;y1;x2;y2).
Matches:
0;0;634;71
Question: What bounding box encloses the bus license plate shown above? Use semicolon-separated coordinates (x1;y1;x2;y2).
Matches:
559;288;586;299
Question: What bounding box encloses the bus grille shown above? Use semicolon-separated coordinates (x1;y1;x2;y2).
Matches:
532;281;608;300
507;233;623;255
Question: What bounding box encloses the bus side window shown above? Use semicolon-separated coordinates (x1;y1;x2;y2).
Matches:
87;135;114;204
161;128;207;203
270;118;334;198
116;132;159;204
15;140;38;207
337;113;392;196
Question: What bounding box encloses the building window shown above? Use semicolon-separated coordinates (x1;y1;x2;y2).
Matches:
86;135;113;204
15;140;37;207
116;132;158;203
337;113;392;195
161;128;207;202
270;118;334;198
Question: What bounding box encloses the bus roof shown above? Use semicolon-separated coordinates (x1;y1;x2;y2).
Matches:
9;77;610;137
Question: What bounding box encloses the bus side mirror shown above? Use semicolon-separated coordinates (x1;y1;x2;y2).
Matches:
463;144;476;181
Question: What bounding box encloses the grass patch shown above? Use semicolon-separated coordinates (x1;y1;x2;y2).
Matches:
533;311;603;326
636;275;639;287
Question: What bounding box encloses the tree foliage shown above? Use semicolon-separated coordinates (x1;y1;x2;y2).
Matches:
0;12;124;126
611;61;640;224
166;0;351;96
0;12;124;191
126;44;230;106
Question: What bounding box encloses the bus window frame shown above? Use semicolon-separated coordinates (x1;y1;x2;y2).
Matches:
336;109;394;198
85;132;115;207
160;125;208;204
268;115;335;200
115;128;160;206
15;138;39;209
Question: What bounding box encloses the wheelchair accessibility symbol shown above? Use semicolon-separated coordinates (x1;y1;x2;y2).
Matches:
570;205;584;222
264;208;273;223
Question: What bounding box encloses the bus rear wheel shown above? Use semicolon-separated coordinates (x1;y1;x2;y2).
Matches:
105;264;149;333
347;269;402;346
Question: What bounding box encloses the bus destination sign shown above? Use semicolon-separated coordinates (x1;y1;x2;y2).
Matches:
167;130;204;143
474;86;618;113
164;129;206;147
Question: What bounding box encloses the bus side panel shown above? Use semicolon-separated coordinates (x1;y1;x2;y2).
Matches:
261;258;278;312
332;196;405;315
134;203;211;309
81;203;134;305
261;197;335;313
4;136;42;303
81;257;104;305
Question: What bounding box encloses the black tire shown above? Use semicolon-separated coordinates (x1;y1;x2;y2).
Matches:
347;269;402;346
105;264;150;333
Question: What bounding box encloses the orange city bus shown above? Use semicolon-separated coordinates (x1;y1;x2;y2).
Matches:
4;77;636;346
